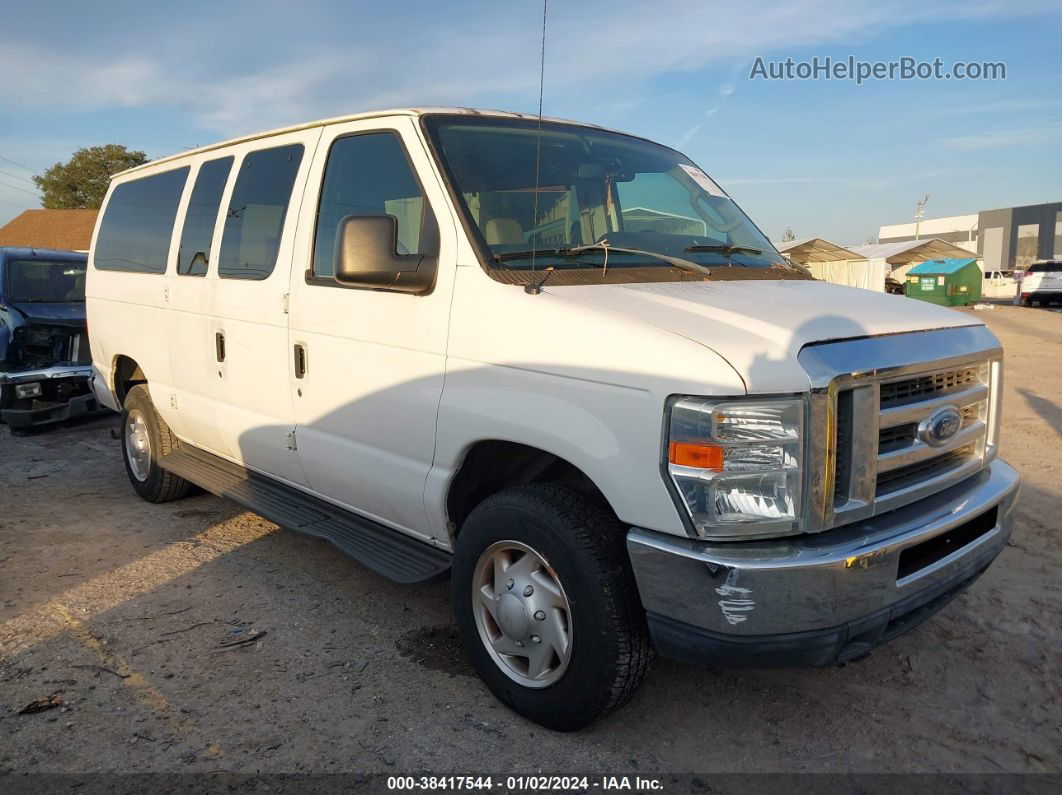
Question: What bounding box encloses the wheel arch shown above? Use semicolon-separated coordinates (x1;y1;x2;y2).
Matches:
112;354;147;405
446;439;614;536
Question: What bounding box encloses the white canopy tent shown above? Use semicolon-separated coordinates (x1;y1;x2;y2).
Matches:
775;238;884;291
847;239;980;283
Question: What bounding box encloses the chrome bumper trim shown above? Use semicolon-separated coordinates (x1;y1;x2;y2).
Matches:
0;364;93;385
627;459;1020;637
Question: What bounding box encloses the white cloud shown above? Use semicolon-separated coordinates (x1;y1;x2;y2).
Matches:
935;123;1062;150
675;124;702;148
0;0;1057;138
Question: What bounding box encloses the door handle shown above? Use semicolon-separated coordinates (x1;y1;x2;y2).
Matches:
294;343;307;379
215;332;225;362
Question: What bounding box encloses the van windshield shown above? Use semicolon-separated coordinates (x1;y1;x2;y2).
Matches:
5;259;87;303
423;115;801;281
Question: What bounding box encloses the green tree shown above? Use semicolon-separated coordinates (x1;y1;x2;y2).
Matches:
781;226;796;242
33;144;149;209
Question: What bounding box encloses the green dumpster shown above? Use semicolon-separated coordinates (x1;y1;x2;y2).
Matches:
904;258;982;306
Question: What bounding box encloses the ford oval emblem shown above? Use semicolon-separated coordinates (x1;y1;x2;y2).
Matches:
919;406;962;447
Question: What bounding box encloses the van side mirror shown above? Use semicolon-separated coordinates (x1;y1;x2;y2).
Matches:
333;215;436;294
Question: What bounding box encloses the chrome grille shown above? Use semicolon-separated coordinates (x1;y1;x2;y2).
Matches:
830;357;994;524
879;365;985;408
874;361;990;508
877;444;976;495
832;389;854;505
878;423;916;453
799;326;1002;534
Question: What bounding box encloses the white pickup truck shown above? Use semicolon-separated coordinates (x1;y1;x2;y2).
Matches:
86;108;1019;731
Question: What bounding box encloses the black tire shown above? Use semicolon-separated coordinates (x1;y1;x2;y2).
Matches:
121;384;192;503
1021;297;1032;307
452;484;651;731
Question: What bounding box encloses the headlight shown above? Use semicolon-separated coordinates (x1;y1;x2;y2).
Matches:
666;397;805;540
15;382;42;399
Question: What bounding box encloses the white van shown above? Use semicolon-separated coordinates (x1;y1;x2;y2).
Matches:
87;108;1020;730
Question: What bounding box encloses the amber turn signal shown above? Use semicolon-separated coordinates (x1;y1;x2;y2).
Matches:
668;441;724;470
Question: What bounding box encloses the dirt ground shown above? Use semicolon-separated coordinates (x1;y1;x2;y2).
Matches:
0;303;1059;778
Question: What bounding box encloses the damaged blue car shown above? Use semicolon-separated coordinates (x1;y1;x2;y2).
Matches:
0;247;103;430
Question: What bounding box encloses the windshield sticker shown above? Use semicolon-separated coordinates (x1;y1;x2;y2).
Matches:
678;164;726;197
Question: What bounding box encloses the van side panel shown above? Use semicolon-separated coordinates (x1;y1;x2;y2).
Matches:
87;163;192;419
163;157;231;455
206;128;323;488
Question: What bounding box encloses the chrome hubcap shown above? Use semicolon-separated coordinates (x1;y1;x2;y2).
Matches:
125;410;151;482
472;540;572;688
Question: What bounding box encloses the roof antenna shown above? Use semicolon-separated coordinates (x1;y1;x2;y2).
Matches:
525;0;549;296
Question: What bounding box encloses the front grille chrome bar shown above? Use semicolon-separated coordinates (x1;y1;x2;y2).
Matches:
798;325;1003;534
877;420;986;473
879;383;989;429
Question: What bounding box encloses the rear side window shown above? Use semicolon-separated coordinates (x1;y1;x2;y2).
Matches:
217;144;304;280
94;167;189;273
312;132;431;278
178;156;234;276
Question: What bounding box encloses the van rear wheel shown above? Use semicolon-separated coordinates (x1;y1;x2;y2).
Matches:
452;484;651;731
121;384;191;503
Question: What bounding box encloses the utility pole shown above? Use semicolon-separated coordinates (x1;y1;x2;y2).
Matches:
914;195;929;240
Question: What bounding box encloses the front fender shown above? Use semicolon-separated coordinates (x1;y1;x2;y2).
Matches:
425;359;690;544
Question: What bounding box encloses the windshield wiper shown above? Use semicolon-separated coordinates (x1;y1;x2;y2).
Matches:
496;241;714;281
684;244;763;257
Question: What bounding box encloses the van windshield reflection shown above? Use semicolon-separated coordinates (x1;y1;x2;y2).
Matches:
424;115;795;276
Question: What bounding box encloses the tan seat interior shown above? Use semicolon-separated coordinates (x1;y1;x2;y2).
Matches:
484;218;524;246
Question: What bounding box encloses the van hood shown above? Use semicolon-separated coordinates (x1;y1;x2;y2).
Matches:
544;279;982;393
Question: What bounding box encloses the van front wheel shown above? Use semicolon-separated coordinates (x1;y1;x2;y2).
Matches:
452;484;651;731
121;384;191;503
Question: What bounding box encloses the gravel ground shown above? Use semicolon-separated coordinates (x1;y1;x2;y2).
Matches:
0;303;1059;778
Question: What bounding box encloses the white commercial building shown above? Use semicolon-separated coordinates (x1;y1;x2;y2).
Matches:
878;214;979;253
879;201;1062;271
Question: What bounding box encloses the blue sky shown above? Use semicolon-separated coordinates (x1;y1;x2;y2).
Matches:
1;0;1060;244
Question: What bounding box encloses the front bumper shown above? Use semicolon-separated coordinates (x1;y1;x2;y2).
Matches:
0;365;103;428
627;459;1020;667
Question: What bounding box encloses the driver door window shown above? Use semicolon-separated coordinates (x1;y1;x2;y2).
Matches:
312;132;432;279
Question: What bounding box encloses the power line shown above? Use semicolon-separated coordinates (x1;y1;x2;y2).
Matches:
0;179;42;198
0;167;35;185
0;154;35;173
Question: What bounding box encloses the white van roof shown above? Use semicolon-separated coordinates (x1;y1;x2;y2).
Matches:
116;107;621;178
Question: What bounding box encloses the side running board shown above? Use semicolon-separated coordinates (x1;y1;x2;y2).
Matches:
159;445;451;586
